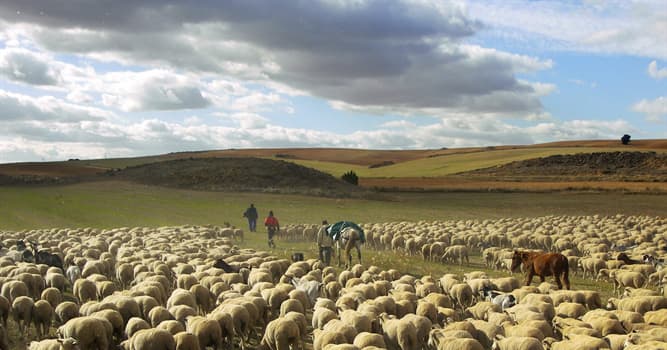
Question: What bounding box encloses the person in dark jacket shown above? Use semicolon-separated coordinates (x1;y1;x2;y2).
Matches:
243;204;258;232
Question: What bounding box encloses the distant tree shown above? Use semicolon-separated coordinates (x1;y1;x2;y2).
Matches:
341;170;359;185
621;134;631;145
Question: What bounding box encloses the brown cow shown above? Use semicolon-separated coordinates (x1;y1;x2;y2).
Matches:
511;250;570;290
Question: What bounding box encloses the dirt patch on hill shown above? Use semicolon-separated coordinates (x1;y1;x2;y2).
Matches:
462;151;667;182
106;157;366;197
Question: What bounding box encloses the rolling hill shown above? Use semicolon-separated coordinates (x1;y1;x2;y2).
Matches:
1;139;666;192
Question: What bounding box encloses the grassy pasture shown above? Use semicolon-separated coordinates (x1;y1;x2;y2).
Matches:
2;181;667;230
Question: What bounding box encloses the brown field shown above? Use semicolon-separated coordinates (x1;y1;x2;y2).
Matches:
1;139;666;193
361;177;667;192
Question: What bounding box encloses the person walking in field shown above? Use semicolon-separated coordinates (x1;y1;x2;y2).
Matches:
243;203;258;232
316;220;333;266
264;210;280;248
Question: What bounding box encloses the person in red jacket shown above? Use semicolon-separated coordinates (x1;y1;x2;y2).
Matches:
264;210;280;248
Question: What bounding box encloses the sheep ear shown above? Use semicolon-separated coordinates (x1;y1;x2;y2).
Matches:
495;334;505;340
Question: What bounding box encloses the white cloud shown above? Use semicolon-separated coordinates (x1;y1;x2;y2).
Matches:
648;61;667;79
0;88;646;162
0;47;60;85
98;70;210;112
0;89;112;123
633;96;667;122
467;0;667;59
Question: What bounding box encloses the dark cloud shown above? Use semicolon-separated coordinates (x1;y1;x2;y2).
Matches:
0;0;550;116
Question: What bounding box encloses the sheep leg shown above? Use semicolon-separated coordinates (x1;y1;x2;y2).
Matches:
356;244;361;265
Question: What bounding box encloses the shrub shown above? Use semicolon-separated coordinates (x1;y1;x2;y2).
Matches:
621;134;631;145
341;170;359;185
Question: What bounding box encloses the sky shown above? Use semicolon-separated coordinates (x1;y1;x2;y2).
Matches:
0;0;665;163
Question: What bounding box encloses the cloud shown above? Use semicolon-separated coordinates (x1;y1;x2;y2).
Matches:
648;61;667;79
633;96;667;122
0;87;640;162
0;1;552;118
467;0;667;59
98;70;211;112
0;47;60;85
0;89;112;123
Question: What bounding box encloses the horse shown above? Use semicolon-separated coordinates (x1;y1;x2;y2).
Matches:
336;227;363;269
511;250;570;290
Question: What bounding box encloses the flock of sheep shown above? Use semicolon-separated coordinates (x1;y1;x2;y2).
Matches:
0;213;665;350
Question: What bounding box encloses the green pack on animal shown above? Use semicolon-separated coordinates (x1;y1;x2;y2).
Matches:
327;221;365;243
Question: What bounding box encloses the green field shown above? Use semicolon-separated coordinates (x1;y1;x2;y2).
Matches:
2;181;667;230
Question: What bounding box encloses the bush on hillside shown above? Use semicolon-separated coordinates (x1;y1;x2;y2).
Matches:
341;170;359;185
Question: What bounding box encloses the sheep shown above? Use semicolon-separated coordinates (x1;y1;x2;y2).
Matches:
401;314;432;348
167;289;197;310
125;317;151;339
546;334;610;350
441;245;469;265
555;302;587;319
610;271;646;295
0;296;8;328
96;281;116;300
353;332;386;349
339;309;374;334
465;302;501;320
607;297;653;314
279;298;305;316
156;320;186;336
581;315;627;336
32;299;54;339
312;307;338;330
12;295;34;333
644;309;667;327
449;283;474;309
126;328;176;350
313;329;347;350
173;332;200;350
149;306;174;327
45;272;68;292
284;311;308;342
55;301;79;325
91;309;125;342
188;284;212;315
28;338;79;350
185;316;222;350
379;313;418;350
58;316;111;350
216;303;251;349
323;319;358;344
604;334;628;350
169;305;197;324
103;295;142;324
73;279;97;303
256;317;302;350
433;338;484;350
624;341;667;350
1;280;29;303
624;329;667;347
41;287;63;309
491;336;544;350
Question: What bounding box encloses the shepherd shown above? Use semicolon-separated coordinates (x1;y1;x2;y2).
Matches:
327;221;365;269
511;250;570;290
